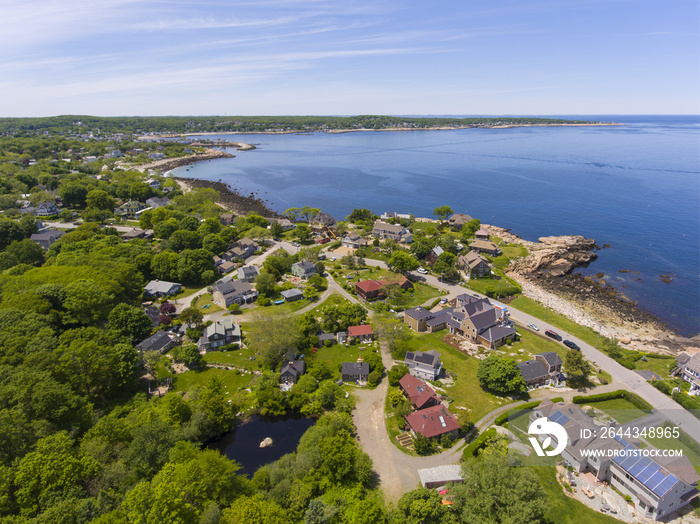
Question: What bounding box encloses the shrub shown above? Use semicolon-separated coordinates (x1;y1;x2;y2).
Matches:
463;428;497;458
257;297;272;307
413;434;436;456
367;370;381;387
220;343;239;351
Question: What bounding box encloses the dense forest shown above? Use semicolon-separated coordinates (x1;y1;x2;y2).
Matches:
0;114;597;136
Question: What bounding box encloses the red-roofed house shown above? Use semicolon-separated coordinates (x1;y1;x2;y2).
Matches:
378;276;413;291
348;324;373;343
355;280;385;301
405;405;460;440
399;374;441;410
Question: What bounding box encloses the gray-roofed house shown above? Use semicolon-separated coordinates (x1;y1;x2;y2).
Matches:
211;280;258;308
219;213;235;226
280;360;306;387
30;230;65;250
517;359;550;387
270;218;295;231
217;261;236;274
291;260;317;279
448;213;473;230
136;330;175;354
536;352;563;375
143;280;182;298
531;400;700;520
223;238;258;261
35;201;59;216
342;361;370;385
145;196;170;208
458;251;490;278
468;239;502;256
418;465;464;489
681;353;700;396
474;227;491;240
405;350;443;381
122;228;148;241
281;288;304;302
197;319;241;352
237;265;260;283
371;220;412;243
310;212;337;232
116;200;147;218
317;333;336;346
341;233;368;249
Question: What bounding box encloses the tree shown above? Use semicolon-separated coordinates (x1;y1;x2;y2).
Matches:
433;205;454;222
62;279;111;325
565;348;590;386
269;221;284;238
130;181;155;201
85;189;115;211
410;237;435;260
283;207;301;221
477;354;527;396
345;208;374;223
5;239;44;266
395;488;446;524
59;183;88;207
151;250;179;280
180;345;204;369
432;252;456;274
153;219;179;240
367;370;381;387
452;442;545;523
0;219;24;250
413;433;435;455
247;311;303;369
462;218;482;238
320;303;367;333
254;272;279;299
387;250;419;273
109;303;153;343
179;307;203;328
387;363;410;386
177;249;215;284
179;215;200;231
202;233;226;255
295;224;311;242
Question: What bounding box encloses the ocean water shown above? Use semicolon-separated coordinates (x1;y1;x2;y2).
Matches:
175;116;700;336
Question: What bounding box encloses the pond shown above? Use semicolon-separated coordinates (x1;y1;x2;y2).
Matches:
208;414;315;477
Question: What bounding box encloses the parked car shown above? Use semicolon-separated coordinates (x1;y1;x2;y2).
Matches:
318;254;326;260
527;323;539;331
440;298;448;304
318;238;330;244
545;330;562;341
292;241;300;247
329;257;336;262
563;340;580;350
417;268;428;274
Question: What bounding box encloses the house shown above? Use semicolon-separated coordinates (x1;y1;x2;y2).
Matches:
380;212;412;221
143;280;182;298
121;228;148;241
237;265;260;283
341;233;368;249
417;465;464;489
474;227;491;240
291;260;317;279
116;200;147;218
197;319;241;351
355;280;385;301
219;213;235;226
310;212;337;232
458;251;490;278
405;405;460;441
336;331;348;344
35;201;59;216
145;178;161;189
536;352;563;375
143;304;160;327
269;218;295;231
348;324;373;343
341;361;370;384
399;374;441;409
145;196;170;208
371;220;412;243
317;333;336;346
280;360;306;386
216;261;236;274
517;359;550;388
224;238;259;261
147;152;165;160
281;288;304;302
211;281;258;308
377;276;413;291
426;246;444;265
404;350;442;381
468;239;501;256
681;353;700;396
448;213;473;230
30;230;65;250
135;330;175;354
531;400;699;520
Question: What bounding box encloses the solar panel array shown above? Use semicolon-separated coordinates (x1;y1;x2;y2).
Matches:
549;411;570;425
611;435;679;497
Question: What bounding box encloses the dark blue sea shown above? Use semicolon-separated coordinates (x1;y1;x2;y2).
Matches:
175;116;700;336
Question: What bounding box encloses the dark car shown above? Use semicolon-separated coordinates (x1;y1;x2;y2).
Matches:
563;340;580;351
545;330;562;341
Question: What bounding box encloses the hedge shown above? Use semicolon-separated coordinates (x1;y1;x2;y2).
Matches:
494;398;565;426
462;428;497;459
651;382;700;418
572;389;652;412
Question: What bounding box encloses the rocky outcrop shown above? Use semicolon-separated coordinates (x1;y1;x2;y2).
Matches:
511;235;597;277
259;437;273;448
133;150;234;173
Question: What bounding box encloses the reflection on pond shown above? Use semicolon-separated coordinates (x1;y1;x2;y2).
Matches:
208;414;314;477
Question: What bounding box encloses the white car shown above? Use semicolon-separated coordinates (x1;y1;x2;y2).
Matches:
527;323;539;331
440;298;448;304
417;268;428;274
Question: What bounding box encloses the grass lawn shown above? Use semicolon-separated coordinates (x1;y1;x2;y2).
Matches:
171;367;256;409
386;282;444;308
174;286;204;300
305;342;382;381
403;332;506;421
584;397;648;424
265;296;314;314
190;292;225;313
533;466;621;524
635;356;674;378
465;272;521;298
306;293;355;315
202;345;263;372
487;240;529;271
509;295;601;347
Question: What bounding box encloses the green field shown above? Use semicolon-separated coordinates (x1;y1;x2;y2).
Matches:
403;332;505;421
190;292;225;313
202;344;262;372
171;367;255;409
584;397;648;424
305;342;381;382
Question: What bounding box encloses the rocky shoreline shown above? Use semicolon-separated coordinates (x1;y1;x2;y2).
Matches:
484;225;699;354
174;177;278;218
132;149;235;173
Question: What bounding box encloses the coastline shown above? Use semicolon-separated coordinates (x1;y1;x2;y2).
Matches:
174;176;278;218
128;149;235;173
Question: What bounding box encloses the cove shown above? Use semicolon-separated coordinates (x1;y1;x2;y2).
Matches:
208;414;315;477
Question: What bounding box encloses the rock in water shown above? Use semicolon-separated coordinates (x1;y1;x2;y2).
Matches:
259;437;273;448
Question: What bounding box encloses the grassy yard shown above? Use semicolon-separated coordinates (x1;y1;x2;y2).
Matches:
305;342;382;381
487;239;529;271
402;332;506;421
202;345;263;372
465;272;521;298
171;367;256;409
191;292;225;313
635;356;674;378
509;295;601;347
583;397;648;424
173;285;204;300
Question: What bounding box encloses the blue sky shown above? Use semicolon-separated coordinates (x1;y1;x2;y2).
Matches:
1;0;698;116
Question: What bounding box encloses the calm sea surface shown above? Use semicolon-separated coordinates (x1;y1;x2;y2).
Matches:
175;116;700;336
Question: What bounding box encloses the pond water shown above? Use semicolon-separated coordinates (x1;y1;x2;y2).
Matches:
208;414;315;477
